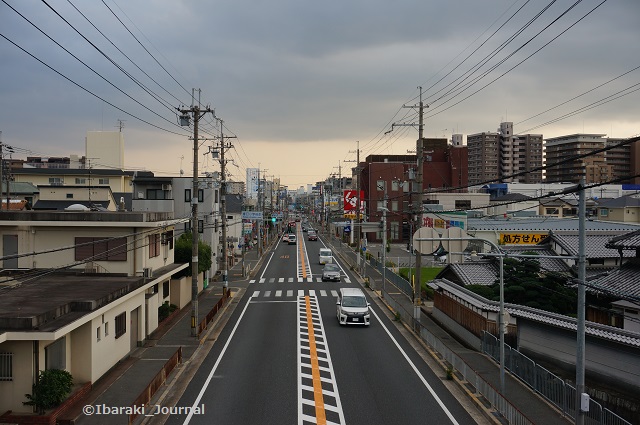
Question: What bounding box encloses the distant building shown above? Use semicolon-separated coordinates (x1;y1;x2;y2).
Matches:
467;122;542;186
544;134;640;184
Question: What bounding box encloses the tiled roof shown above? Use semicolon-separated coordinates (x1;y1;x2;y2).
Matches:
550;232;635;258
598;193;640;208
431;278;640;347
447;262;499;286
502;246;572;273
587;258;640;299
606;229;640;250
492;193;533;202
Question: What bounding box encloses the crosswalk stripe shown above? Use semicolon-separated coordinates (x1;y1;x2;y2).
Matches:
252;291;260;297
269;278;275;283
249;279;256;284
287;290;293;297
278;278;284;283
320;290;327;297
250;289;343;299
288;278;294;282
330;290;338;297
264;291;271;297
275;290;282;297
298;289;304;297
259;278;265;283
298;278;303;283
307;278;313;282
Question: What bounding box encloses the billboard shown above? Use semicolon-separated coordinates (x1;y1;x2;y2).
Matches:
343;190;364;211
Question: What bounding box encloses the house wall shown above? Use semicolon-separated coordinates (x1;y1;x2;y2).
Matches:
146;293;159;337
70;322;92;383
0;340;34;413
0;226;173;275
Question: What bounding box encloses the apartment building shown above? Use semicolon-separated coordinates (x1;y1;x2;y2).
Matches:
468;122;542;186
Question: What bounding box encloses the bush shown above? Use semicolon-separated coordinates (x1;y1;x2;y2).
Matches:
24;369;73;414
158;302;178;322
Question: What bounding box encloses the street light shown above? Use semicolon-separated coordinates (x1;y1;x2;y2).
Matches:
414;235;506;393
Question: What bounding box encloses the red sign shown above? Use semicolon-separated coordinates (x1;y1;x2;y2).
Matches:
343;190;364;211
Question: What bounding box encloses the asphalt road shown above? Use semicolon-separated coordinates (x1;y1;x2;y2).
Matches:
164;225;479;425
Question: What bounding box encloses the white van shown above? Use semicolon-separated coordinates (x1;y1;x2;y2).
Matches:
336;287;370;326
319;248;333;264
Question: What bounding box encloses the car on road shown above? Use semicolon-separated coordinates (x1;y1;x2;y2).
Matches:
319;248;333;264
282;234;289;243
287;234;297;245
321;263;341;282
307;231;317;241
336;287;370;326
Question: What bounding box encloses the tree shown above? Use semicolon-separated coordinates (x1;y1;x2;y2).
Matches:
174;232;212;278
24;369;73;414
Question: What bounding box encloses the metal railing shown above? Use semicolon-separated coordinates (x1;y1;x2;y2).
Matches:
482;332;632;425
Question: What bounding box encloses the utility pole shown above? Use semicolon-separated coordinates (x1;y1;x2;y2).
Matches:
178;89;213;337
216;118;236;290
392;86;426;326
576;178;587;425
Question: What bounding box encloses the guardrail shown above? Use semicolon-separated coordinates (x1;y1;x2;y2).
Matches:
197;288;231;337
482;332;632;425
128;347;182;425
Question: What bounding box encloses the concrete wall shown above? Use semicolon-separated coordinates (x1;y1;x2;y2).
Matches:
70;322;92;384
0;340;34;413
432;308;482;351
518;320;640;392
170;276;190;309
146;293;159;337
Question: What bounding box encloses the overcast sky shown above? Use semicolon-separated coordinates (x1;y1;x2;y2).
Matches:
1;0;639;188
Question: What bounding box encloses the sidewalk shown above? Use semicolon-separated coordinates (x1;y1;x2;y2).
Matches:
325;236;572;425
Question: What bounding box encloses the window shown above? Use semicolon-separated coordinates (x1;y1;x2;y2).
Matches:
75;178;86;184
391;201;398;212
75;237;127;261
198;189;204;202
377;200;385;211
98;178;109;185
96;327;101;342
45;337;66;370
215;189;219;204
402;181;409;193
0;353;12;381
184;223;190;232
49;177;63;186
455;200;471;210
163;281;170;298
115;313;126;339
376;180;385;191
600;208;608;217
184;189;191;202
146;189;165;200
390;222;399;239
66;194;73;199
161;230;174;249
104;322;109;337
149;234;160;258
391;180;399;191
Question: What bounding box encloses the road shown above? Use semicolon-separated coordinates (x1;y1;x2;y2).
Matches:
164;223;480;425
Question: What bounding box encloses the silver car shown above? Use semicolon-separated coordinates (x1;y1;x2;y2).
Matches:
321;263;341;282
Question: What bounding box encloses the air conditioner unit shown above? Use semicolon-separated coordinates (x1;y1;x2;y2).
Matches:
162;184;172;191
143;267;153;278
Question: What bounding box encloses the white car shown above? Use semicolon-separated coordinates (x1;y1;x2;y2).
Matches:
288;234;297;245
336;287;370;326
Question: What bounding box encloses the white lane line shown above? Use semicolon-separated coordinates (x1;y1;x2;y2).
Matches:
368;308;460;425
182;296;253;425
260;252;275;280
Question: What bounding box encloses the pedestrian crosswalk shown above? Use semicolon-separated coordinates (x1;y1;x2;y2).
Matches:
249;276;351;284
251;289;339;298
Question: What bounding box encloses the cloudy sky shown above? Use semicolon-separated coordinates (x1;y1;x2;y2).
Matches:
1;0;639;189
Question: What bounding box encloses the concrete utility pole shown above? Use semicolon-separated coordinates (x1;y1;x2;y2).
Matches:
576;178;587;425
393;87;426;325
217;119;236;289
178;89;213;337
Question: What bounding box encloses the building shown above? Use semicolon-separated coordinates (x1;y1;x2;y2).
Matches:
245;168;259;199
543;134;640;184
468;123;543;186
0;210;190;414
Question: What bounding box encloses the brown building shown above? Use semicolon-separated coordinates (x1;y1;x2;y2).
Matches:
358;139;468;243
545;134;640;184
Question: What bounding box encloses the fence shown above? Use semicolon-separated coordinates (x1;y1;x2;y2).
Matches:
129;347;182;425
197;288;231;337
482;332;632;425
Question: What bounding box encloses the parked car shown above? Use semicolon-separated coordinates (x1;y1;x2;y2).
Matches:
288;234;297;245
307;231;318;241
336;287;370;326
322;263;341;282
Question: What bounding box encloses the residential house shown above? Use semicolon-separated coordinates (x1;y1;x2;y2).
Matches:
597;193;640;223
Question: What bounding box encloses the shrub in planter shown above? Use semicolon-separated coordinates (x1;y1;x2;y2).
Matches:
24;369;73;414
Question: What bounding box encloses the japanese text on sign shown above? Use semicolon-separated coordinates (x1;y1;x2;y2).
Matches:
500;233;547;245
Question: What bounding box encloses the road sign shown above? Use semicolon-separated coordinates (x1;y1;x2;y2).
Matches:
344;225;351;233
242;211;263;220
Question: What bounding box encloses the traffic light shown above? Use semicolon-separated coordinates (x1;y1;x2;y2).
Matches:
379;219;384;229
271;217;276;223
